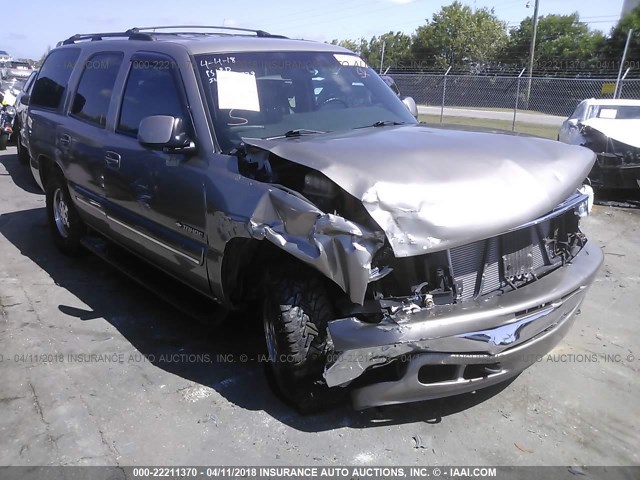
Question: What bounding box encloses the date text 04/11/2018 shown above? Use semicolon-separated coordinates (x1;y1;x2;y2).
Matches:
130;466;499;478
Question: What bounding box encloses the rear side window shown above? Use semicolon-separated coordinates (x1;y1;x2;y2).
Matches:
117;58;186;136
30;48;80;109
70;52;123;127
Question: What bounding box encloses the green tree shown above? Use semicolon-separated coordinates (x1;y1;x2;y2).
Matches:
600;6;640;67
330;38;360;54
364;31;412;71
411;1;508;70
502;13;605;70
331;32;412;71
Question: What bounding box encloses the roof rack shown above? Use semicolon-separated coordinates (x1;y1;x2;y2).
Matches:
58;28;153;46
135;25;285;38
58;25;287;45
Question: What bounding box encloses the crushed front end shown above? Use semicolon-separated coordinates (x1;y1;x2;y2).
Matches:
323;193;603;409
581;126;640;189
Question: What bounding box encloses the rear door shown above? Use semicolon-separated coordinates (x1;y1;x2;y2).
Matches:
27;47;80;189
102;53;210;294
64;51;123;227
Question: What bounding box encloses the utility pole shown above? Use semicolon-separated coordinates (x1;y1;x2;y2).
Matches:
614;29;633;99
380;41;386;74
525;0;540;109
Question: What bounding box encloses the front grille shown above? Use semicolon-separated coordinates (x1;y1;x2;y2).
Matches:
450;221;551;301
369;195;584;307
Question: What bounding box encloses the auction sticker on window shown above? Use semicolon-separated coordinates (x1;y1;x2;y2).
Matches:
216;69;260;112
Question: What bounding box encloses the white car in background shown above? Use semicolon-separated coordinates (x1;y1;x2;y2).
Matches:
0;50;12;64
558;99;640;189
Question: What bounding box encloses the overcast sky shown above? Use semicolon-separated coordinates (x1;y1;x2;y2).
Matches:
3;0;627;59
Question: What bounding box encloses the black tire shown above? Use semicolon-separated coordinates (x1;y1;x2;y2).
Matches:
0;133;8;150
45;171;86;256
262;267;340;413
16;132;29;164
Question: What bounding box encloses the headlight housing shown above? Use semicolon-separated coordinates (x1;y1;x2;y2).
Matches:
576;184;594;217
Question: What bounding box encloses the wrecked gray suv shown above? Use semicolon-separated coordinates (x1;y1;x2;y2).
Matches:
25;26;603;412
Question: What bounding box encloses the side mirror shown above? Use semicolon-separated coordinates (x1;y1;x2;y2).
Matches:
20;94;30;106
138;115;196;154
568;118;578;127
401;96;418;119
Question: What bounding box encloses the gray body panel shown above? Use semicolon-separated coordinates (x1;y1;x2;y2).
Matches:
26;31;601;409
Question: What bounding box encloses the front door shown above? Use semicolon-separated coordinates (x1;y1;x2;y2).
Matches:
103;53;210;294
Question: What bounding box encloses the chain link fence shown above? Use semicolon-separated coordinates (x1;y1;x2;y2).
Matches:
393;73;640;136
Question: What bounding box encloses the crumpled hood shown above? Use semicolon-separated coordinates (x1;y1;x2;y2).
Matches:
244;124;595;257
580;118;640;148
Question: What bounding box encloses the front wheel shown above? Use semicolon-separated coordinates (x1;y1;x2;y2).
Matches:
0;132;8;150
262;268;340;413
45;172;86;256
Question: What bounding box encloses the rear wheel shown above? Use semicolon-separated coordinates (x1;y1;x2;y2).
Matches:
262;267;340;413
45;172;86;256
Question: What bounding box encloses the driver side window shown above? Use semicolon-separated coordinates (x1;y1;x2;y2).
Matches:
117;58;188;137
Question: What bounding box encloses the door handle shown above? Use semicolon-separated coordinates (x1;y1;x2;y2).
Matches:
59;134;71;147
104;151;121;169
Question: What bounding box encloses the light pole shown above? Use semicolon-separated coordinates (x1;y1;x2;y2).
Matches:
614;29;633;99
525;0;540;109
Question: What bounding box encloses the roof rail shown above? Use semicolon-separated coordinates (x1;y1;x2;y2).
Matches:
58;28;152;46
134;25;286;38
56;25;288;47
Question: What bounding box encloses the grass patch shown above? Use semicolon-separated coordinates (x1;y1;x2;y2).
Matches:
442;106;550;115
418;114;559;140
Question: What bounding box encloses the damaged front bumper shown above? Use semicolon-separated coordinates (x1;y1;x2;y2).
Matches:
324;241;603;409
590;154;640;189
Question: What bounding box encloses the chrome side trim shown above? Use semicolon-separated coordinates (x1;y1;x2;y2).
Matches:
75;194;203;265
107;215;203;265
75;195;106;215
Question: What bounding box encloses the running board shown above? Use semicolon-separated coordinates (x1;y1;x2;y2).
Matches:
80;235;225;325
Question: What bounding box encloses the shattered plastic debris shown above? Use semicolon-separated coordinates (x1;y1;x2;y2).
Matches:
568;466;586;476
412;435;426;449
514;443;534;454
178;385;214;402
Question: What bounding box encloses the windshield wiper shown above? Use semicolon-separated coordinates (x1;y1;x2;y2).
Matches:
266;129;327;139
355;120;406;129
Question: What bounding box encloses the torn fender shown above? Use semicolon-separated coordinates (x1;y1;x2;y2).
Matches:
248;188;385;304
